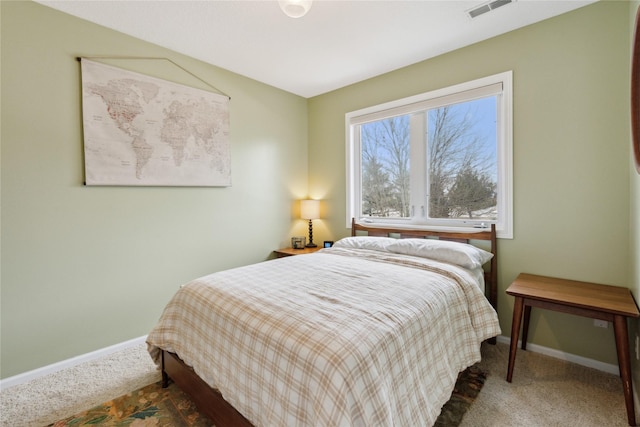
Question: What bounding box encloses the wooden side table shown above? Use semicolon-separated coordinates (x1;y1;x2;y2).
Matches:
274;247;323;258
506;273;640;426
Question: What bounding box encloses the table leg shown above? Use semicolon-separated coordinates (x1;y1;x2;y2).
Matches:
521;305;531;350
613;315;636;426
507;296;524;383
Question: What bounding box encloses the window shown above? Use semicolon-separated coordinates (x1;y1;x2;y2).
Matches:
346;71;513;238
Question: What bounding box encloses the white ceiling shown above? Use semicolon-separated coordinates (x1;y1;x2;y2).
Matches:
35;0;597;98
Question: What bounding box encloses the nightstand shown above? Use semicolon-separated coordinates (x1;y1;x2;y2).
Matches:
274;247;322;258
506;273;640;426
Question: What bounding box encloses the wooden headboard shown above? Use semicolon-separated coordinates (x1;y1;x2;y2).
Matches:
351;218;498;311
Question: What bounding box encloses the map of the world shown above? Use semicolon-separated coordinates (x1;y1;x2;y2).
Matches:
81;59;231;186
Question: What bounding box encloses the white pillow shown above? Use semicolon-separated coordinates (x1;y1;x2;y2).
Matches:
332;236;396;252
386;238;493;269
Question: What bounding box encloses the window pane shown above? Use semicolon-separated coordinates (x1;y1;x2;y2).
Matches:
427;96;497;221
360;115;411;218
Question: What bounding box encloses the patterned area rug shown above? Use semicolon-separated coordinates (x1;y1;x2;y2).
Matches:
434;365;487;427
48;365;486;426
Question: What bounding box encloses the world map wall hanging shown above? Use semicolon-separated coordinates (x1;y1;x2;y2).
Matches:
80;58;231;186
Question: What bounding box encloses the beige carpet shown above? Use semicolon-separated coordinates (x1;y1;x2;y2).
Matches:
0;344;160;427
0;341;630;427
462;342;628;427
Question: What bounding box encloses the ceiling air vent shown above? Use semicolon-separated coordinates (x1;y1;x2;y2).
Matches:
467;0;514;19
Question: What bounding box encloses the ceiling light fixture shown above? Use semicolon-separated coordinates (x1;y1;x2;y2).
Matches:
279;0;312;18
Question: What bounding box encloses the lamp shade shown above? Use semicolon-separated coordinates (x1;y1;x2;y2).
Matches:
300;199;320;220
278;0;312;18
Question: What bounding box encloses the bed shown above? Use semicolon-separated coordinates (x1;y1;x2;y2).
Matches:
147;219;500;426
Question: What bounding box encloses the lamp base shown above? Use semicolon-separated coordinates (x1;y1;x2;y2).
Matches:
306;218;317;249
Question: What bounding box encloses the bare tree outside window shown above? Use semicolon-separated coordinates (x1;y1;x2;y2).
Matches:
360;97;497;221
361;116;410;217
428;99;497;220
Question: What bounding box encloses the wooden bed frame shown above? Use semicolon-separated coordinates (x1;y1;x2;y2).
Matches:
161;220;498;427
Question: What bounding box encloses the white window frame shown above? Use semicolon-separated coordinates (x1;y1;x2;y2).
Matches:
346;71;513;238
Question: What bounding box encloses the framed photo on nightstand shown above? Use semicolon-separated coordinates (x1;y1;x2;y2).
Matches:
323;241;334;248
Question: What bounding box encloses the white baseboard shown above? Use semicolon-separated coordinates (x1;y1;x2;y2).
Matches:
0;335;147;391
496;335;619;375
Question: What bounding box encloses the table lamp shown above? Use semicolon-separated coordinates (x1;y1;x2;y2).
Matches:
300;199;320;248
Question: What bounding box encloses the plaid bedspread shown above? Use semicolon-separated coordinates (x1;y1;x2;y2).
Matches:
147;248;500;427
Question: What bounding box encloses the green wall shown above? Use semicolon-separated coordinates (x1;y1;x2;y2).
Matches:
309;1;631;365
1;1;310;378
